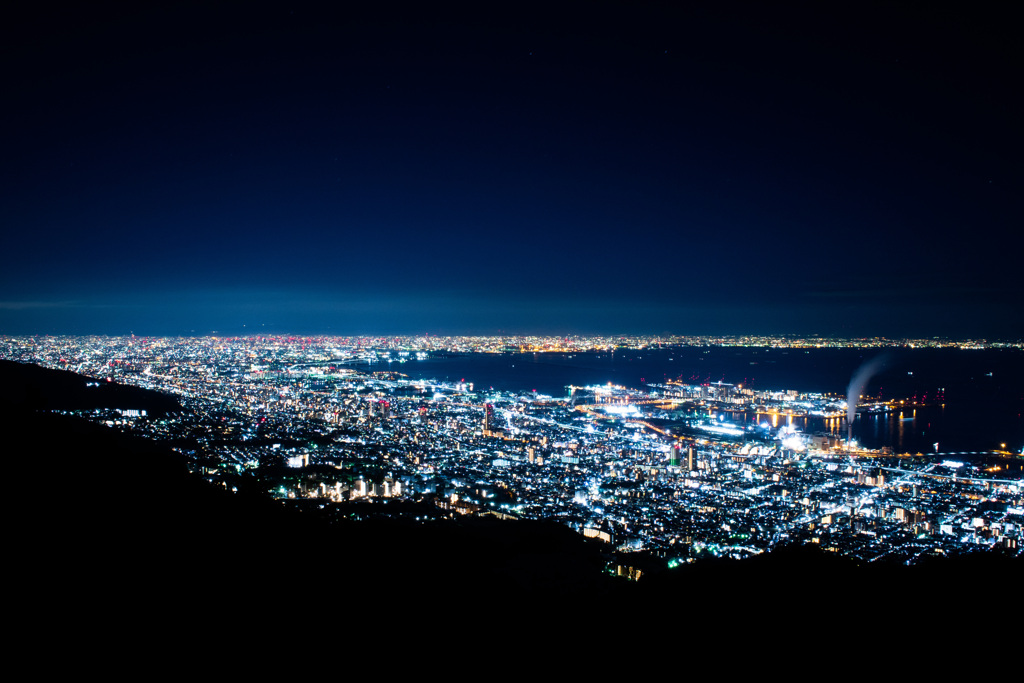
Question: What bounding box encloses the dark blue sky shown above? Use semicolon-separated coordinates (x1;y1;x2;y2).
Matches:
2;2;1020;337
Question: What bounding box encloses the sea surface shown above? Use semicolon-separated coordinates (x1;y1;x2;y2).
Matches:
359;347;1024;455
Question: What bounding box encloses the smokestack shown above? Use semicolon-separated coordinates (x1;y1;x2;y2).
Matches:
846;354;889;454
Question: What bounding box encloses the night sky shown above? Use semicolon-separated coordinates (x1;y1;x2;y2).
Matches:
2;2;1020;337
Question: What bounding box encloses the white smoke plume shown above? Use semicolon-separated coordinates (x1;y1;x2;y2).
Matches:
846;354;890;427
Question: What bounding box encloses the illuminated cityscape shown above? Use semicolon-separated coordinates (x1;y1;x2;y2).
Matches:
3;3;1021;635
5;334;1020;579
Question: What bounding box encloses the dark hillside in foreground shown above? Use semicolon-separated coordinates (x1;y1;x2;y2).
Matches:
0;359;182;416
2;362;625;607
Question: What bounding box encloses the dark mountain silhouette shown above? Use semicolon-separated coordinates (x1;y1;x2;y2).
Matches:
0;359;181;416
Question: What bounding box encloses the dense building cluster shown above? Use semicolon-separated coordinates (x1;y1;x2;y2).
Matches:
3;334;1021;569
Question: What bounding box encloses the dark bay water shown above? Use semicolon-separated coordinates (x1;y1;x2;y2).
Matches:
365;347;1024;454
